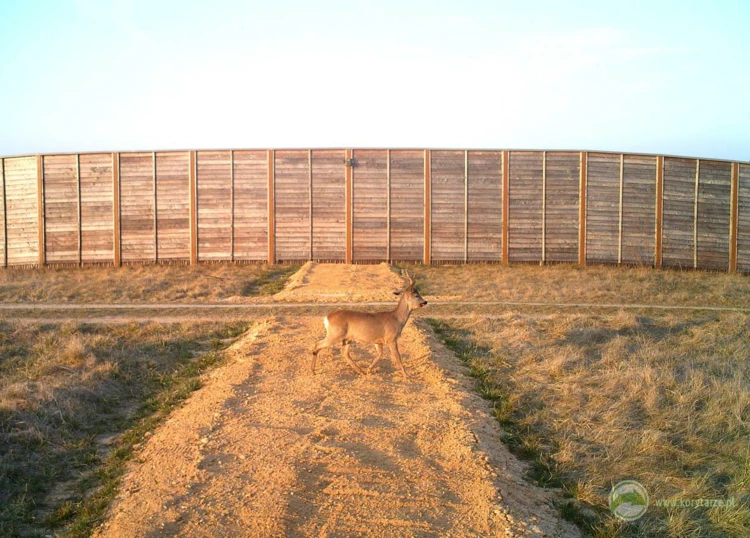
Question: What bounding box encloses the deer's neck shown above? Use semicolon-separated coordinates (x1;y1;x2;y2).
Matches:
392;295;412;326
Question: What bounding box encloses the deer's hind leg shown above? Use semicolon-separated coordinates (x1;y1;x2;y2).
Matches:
367;343;384;374
341;340;365;375
311;331;339;374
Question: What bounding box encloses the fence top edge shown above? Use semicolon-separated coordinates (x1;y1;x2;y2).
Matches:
1;148;748;165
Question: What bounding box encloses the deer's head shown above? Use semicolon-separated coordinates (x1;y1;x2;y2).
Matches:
393;270;428;309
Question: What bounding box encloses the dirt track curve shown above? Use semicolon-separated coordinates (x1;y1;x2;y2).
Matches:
93;263;579;537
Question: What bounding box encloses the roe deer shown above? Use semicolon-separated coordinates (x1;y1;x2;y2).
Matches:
311;271;427;379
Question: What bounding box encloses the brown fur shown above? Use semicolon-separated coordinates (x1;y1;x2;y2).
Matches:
311;272;427;379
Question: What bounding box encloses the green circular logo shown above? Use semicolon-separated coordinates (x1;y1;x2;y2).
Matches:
609;480;649;521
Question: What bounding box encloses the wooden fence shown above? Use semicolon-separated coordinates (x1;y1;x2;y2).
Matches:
1;149;748;272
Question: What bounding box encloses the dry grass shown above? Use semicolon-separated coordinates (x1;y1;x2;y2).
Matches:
0;320;248;537
428;310;750;537
402;263;750;308
0;263;299;303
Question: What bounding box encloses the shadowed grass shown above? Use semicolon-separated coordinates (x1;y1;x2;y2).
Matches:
428;311;750;537
0;320;248;537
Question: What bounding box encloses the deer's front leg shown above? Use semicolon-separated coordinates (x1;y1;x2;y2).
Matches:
387;341;408;380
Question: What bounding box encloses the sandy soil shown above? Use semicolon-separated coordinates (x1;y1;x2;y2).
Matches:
94;264;579;537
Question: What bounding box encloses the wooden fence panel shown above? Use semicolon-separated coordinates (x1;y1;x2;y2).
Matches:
312;150;345;261
696;160;731;270
737;164;750;273
80;153;113;263
431;150;464;261
622;155;657;265
0;159;5;266
120;152;155;263
389;150;424;262
4;156;38;265
275;150;310;261
43;155;78;263
233;150;267;261
467;150;503;261
545;151;579;262
352;149;388;261
585;153;619;263
156;152;190;261
508;151;543;261
197;150;232;261
662;157;696;268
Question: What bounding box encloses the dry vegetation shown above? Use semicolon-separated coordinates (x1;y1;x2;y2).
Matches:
1;262;748;537
403;263;750;308
0;263;299;303
428;310;750;537
0;321;248;537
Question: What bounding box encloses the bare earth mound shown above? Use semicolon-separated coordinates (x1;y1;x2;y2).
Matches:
95;264;578;537
271;262;406;302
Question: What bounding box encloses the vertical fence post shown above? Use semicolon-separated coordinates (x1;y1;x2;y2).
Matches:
37;155;45;267
424;149;431;265
693;159;700;269
76;154;82;266
655;155;664;268
189;150;198;265
309;149;313;261
502;150;509;264
386;149;391;262
618;154;624;265
345;149;353;264
729;162;739;273
113;153;121;267
541;151;547;264
153;152;158;263
464;150;468;263
579;151;587;266
1;158;6;268
267;149;275;264
230;150;235;262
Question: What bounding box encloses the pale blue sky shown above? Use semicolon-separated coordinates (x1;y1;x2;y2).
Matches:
1;0;748;160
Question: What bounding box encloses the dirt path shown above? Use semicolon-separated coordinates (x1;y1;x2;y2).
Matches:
92;264;578;537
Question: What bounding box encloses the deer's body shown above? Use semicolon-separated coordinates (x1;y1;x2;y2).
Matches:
311;272;427;379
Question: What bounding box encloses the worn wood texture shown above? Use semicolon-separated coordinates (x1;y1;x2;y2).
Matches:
544;151;579;262
1;149;747;272
43;155;79;263
430;150;465;261
156;152;190;261
352;149;388;261
78;153;114;263
197;150;232;260
662;157;697;268
737;163;750;273
696;160;732;270
622;155;657;265
468;150;503;261
389;150;424;262
274;150;310;262
4;156;39;265
118;153;155;263
508;151;543;261
585;153;619;263
312;149;346;261
232;150;268;261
